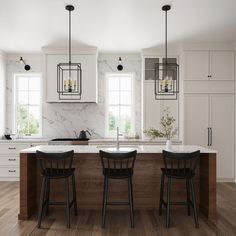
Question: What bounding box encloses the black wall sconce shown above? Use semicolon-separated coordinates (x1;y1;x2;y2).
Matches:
20;57;31;71
117;57;123;71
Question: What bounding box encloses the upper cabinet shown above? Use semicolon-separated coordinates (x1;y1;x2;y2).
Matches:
43;47;98;103
185;50;234;81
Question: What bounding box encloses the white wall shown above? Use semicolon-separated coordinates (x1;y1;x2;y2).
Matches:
5;53;142;138
0;51;6;137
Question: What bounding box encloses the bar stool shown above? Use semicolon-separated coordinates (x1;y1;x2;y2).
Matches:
99;150;137;228
36;150;78;228
159;150;200;228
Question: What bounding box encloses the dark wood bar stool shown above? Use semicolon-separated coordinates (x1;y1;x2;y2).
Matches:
99;150;137;228
36;150;77;228
159;150;200;228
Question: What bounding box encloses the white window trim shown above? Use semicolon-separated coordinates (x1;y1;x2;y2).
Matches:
13;73;43;138
105;72;135;138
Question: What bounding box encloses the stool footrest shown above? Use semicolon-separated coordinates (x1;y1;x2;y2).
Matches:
107;201;130;205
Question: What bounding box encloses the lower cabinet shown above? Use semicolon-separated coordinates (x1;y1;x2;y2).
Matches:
0;142;48;181
184;94;235;180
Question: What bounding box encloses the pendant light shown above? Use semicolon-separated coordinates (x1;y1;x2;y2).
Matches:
57;4;82;100
154;5;179;100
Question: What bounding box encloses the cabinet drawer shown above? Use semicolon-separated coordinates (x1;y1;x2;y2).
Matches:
0;155;19;166
0;144;30;154
0;167;19;177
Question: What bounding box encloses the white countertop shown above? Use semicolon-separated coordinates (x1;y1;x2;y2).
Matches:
0;139;49;143
20;144;217;154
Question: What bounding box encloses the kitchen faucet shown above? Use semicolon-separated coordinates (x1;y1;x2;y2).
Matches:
116;127;123;150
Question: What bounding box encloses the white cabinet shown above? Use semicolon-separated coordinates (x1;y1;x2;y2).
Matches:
185;51;234;81
185;51;209;80
0;142;48;181
0;143;30;180
184;94;235;180
184;94;209;147
43;48;98;103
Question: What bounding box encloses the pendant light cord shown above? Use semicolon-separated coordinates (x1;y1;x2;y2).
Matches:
165;9;167;65
69;9;71;77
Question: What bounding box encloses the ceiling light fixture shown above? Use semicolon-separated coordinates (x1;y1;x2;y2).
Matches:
154;5;179;100
20;57;31;71
117;57;123;71
57;4;82;100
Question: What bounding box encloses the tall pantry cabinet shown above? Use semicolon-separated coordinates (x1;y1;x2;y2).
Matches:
184;50;235;181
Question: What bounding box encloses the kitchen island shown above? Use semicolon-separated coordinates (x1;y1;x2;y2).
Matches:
18;145;217;221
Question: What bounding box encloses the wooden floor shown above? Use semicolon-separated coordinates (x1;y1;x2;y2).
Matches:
1;182;236;235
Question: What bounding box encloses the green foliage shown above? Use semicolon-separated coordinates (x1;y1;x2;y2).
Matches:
144;107;177;140
124;117;131;134
108;111;116;131
108;111;132;136
17;106;39;135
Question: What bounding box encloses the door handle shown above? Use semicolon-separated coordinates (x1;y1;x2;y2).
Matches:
207;127;210;146
210;128;213;146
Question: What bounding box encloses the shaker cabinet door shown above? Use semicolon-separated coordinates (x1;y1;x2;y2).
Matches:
184;51;209;80
209;94;235;180
184;94;209;146
210;51;235;81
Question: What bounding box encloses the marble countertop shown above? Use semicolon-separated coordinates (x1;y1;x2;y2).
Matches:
20;144;217;154
0;139;49;143
88;139;182;144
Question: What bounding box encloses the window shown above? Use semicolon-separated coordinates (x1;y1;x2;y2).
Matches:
13;74;42;137
106;73;135;137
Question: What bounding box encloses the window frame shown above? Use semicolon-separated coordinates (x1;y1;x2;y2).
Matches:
13;73;43;138
105;72;135;138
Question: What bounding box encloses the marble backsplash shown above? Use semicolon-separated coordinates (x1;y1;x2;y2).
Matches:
5;54;142;139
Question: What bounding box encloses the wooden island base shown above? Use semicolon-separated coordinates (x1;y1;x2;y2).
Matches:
18;153;216;220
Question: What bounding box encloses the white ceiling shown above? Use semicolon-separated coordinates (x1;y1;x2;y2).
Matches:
0;0;236;53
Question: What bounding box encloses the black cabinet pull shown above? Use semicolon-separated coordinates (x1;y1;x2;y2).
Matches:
207;127;210;146
8;170;16;173
8;158;16;161
210;128;213;146
8;147;16;150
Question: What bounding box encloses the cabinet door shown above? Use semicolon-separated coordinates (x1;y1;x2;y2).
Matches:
45;54;97;102
210;51;234;81
209;94;234;180
143;83;179;138
184;94;209;146
185;51;209;80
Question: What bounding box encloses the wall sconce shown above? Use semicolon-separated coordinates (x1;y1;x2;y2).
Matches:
117;57;123;71
20;57;31;71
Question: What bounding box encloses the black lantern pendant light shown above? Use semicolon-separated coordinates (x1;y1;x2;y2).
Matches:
57;5;82;100
154;5;179;100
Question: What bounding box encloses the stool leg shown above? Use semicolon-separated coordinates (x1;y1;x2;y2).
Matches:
190;178;199;228
128;177;134;228
37;177;46;228
45;179;50;216
166;177;172;228
159;172;165;216
102;177;108;228
65;177;70;228
186;179;191;216
72;173;78;216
